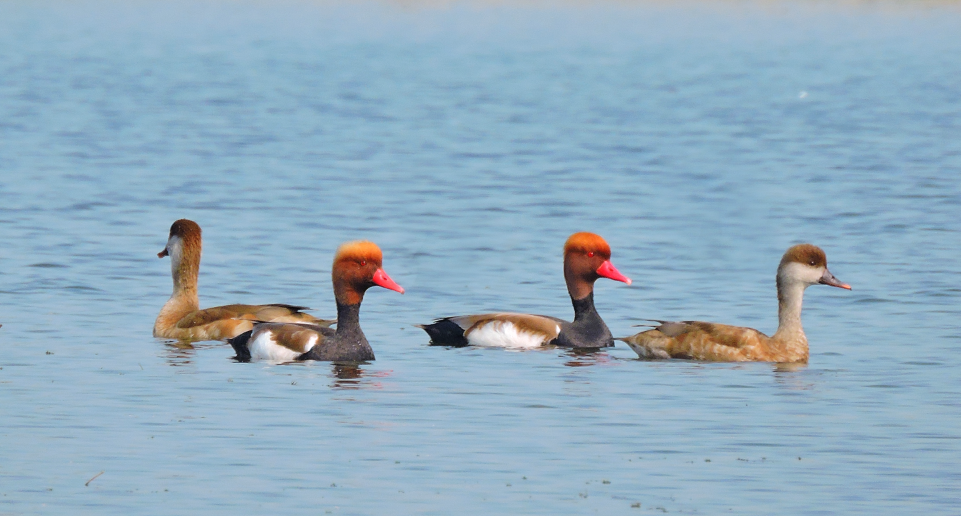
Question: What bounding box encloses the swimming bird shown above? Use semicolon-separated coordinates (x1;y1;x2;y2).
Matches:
153;219;332;342
618;243;850;362
229;240;404;362
418;232;632;349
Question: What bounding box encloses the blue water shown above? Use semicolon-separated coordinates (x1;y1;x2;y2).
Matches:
1;0;960;513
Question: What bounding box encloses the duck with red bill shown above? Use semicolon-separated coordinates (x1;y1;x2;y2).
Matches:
418;232;631;349
230;240;404;362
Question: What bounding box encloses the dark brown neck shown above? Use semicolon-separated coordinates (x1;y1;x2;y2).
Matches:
564;262;596;300
333;281;366;306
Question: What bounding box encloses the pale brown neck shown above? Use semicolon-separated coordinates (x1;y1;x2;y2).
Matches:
155;280;200;335
773;276;806;344
173;258;199;298
168;242;200;310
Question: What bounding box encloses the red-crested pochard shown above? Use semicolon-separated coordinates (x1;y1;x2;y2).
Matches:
619;244;850;362
154;219;332;342
418;232;632;349
229;240;404;362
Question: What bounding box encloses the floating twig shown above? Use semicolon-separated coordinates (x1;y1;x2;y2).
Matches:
85;471;104;486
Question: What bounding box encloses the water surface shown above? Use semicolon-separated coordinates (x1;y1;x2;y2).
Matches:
1;1;960;513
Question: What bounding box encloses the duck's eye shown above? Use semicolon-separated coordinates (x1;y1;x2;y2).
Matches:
360;260;367;266
809;260;816;266
587;251;595;258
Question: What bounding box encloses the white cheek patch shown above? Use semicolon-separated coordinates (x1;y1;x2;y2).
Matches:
167;236;184;269
248;330;306;363
779;261;822;286
466;321;552;349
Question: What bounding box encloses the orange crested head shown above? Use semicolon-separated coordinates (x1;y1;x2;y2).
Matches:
781;243;827;269
331;240;403;304
563;232;611;259
333;240;384;269
562;232;630;298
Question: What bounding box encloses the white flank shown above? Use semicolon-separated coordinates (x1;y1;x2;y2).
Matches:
466;321;551;349
249;331;317;362
304;334;318;352
166;235;183;275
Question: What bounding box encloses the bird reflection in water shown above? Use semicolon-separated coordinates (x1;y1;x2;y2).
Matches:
329;363;391;390
562;348;613;368
163;340;197;366
773;362;815;391
162;340;226;367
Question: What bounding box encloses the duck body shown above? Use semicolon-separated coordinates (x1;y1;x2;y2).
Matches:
423;313;564;349
621;321;803;362
233;323;333;362
153;219;332;342
231;303;374;362
620;243;850;363
420;232;630;349
230;241;404;363
154;302;325;342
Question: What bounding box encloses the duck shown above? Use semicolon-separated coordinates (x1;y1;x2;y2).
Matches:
154;219;332;342
618;243;850;363
229;240;405;362
418;232;632;349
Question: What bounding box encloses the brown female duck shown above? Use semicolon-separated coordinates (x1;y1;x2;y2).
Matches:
619;244;850;362
153;219;331;341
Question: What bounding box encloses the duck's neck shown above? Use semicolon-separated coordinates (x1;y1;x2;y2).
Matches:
306;300;372;361
157;257;200;324
558;292;613;348
571;292;600;323
772;278;807;347
171;277;199;306
335;301;364;339
565;269;595;300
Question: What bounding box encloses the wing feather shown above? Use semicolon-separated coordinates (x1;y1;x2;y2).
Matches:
177;304;332;329
621;320;773;361
422;313;563;347
251;323;331;354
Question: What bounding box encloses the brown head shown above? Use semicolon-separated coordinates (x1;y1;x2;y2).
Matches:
332;241;405;305
562;232;632;300
778;243;851;290
158;219;203;292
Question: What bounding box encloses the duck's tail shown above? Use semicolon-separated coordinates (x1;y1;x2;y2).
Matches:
416;318;469;347
228;330;253;362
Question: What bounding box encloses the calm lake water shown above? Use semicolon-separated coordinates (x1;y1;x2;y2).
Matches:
1;0;960;513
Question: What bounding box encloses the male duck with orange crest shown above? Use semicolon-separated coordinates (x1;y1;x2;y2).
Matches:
229;240;405;362
154;219;332;342
419;232;632;349
619;244;850;363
